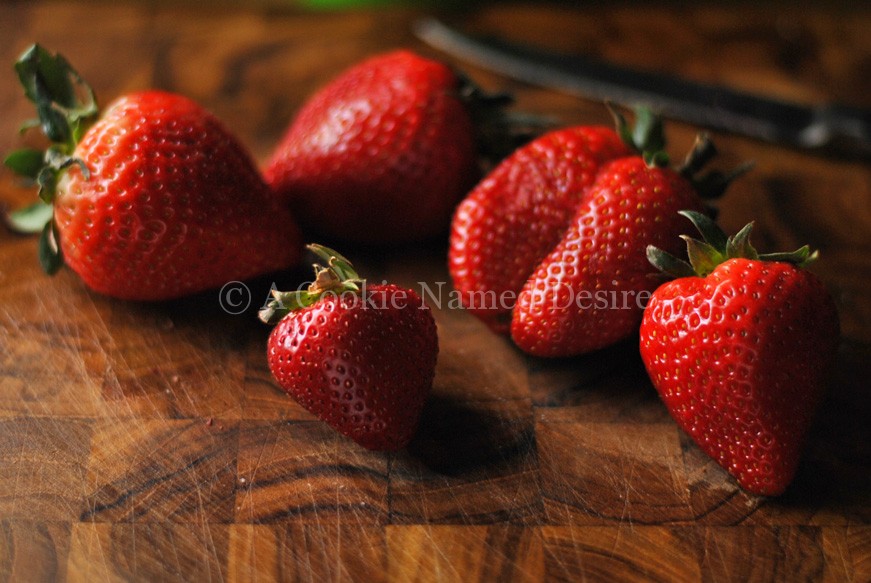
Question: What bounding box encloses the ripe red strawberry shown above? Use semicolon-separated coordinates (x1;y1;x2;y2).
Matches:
510;154;708;357
261;244;438;451
449;125;632;331
640;211;839;495
5;45;301;300
500;110;746;357
264;50;525;244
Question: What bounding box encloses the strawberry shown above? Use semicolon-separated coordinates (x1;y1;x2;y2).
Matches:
449;125;632;332
5;45;301;300
463;107;745;357
260;244;438;451
640;211;839;495
264;50;528;244
510;151;710;357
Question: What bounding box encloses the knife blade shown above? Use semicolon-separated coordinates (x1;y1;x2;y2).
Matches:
415;18;871;158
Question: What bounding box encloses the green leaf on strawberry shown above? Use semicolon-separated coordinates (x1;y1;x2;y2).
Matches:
608;103;669;166
6;44;100;272
38;219;63;275
647;209;818;278
14;44;98;149
5;201;53;234
4;148;44;179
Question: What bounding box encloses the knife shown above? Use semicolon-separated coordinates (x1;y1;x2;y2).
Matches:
415;18;871;159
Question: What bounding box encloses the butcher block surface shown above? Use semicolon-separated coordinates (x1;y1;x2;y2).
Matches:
0;1;869;581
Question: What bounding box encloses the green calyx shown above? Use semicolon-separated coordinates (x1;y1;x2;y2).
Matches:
6;44;98;199
609;103;669;167
457;72;556;164
258;244;364;325
677;134;754;200
609;105;752;202
4;44;100;273
647;210;819;279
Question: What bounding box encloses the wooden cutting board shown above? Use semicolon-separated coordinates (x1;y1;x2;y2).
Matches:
0;2;869;581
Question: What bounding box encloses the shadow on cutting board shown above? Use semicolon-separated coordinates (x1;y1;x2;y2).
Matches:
404;395;535;477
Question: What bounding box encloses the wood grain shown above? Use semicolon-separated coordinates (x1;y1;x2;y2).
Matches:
236;421;389;524
0;419;92;521
82;419;239;523
537;421;694;525
0;1;869;581
66;522;229;582
387;525;543;583
226;524;386;583
0;521;71;582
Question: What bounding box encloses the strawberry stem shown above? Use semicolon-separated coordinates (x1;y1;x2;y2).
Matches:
259;244;365;325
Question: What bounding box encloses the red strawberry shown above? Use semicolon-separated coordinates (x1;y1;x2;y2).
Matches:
261;244;438;451
510;154;708;357
449;125;632;331
264;50;524;244
502;110;745;357
5;45;301;300
640;211;839;495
